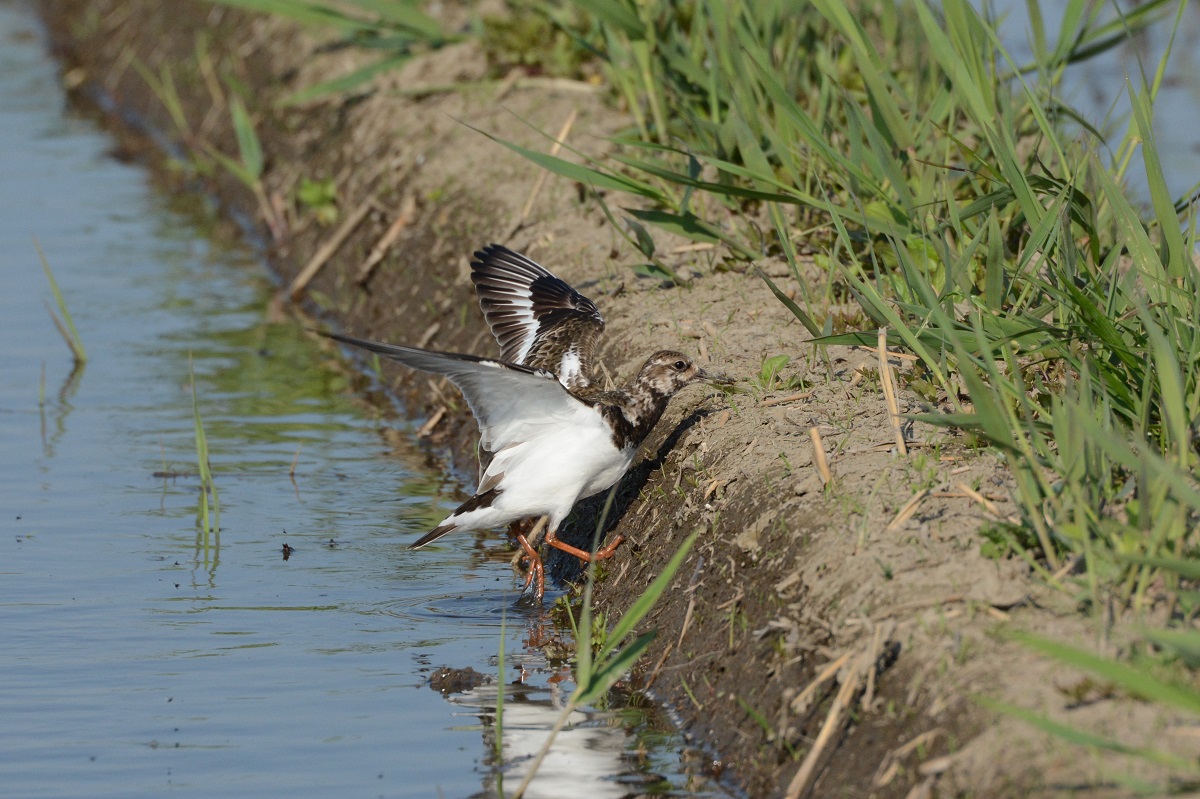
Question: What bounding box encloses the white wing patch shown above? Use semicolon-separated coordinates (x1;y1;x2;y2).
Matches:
558;347;582;387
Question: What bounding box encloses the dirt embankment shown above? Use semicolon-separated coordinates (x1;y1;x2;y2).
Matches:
36;2;1193;796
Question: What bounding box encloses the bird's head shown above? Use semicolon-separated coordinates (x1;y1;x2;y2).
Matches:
638;350;735;398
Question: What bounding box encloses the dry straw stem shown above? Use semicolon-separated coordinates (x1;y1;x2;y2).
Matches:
389;75;600;100
416;405;446;437
288;196;376;300
873;729;944;788
670;242;717;254
809;426;832;485
886;488;930;531
861;622;887;711
785;651;869;799
356;192;417;285
953;481;1006;519
872;593;966;621
760;390;814;407
1051;554;1082;582
506;108;578;240
789;651;851;715
642;638;675;691
417;322;441;348
788;631;891;797
702;476;732;501
877;327;906;455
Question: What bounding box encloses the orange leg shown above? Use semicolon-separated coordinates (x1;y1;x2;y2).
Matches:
515;530;545;601
509;516;549;574
545;528;625;564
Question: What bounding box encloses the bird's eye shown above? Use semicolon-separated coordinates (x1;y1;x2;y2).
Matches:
673;360;687;371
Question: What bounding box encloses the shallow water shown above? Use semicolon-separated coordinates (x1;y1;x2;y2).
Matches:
995;0;1200;202
0;4;723;797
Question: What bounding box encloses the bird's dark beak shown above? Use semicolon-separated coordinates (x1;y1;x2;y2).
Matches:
695;367;736;386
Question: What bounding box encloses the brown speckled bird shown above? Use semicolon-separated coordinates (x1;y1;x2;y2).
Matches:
322;244;731;600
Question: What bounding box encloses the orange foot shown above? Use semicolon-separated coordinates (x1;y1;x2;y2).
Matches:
545;528;625;564
516;529;546;602
509;517;548;578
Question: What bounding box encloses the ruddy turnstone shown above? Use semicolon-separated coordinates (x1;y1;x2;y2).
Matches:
322;244;731;600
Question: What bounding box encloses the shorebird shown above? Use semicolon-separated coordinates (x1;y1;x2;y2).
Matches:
322;244;731;600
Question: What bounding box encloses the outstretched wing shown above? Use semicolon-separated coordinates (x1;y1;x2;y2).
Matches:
320;331;590;454
470;244;605;389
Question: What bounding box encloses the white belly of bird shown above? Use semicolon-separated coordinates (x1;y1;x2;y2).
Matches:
489;412;634;527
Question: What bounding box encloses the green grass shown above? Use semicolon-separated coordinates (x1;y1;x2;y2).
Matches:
499;0;1198;777
131;57;192;143
501;0;1199;611
494;599;506;772
35;240;87;366
203;90;286;239
202;0;455;104
190;355;221;557
988;621;1200;792
753;354;796;393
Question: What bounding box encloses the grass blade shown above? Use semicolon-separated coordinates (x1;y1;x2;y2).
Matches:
284;54;413;105
573;631;655;706
229;95;263;179
35;239;86;365
979;697;1195;771
474;127;665;201
1013;632;1200;716
190;355;221;537
596;527;698;664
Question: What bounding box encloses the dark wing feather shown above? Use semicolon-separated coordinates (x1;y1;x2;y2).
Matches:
470;244;605;389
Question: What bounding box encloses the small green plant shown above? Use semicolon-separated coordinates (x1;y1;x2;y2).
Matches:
296;176;339;224
494;600;506;770
36;240;86;366
511;492;699;799
586;609;609;655
907;451;941;492
754;354;796;392
190;355;221;553
130;58;192;143
130;56;221;180
205;92;283;239
736;694;774;738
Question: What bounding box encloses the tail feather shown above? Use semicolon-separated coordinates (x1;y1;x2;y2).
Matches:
409;523;456;549
408;487;502;549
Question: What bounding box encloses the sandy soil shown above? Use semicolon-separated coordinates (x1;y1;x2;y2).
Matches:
36;1;1199;796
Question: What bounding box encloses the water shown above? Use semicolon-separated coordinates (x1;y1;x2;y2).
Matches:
993;0;1200;203
0;3;722;797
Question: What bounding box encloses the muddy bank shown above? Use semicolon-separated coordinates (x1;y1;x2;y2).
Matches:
36;2;1191;796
